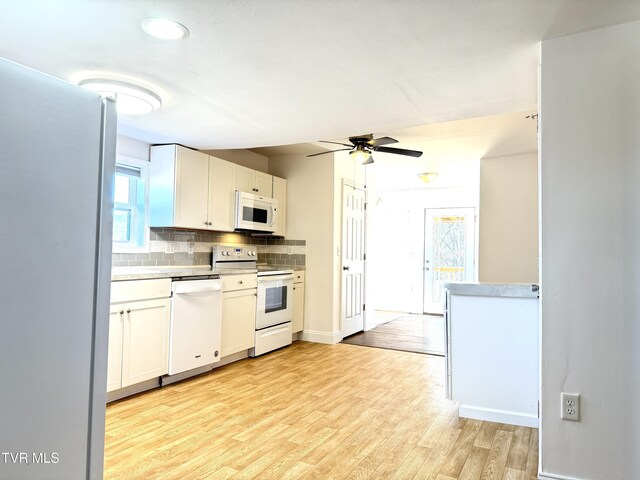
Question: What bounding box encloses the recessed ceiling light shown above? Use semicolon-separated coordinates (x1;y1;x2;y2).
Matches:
78;78;162;115
141;18;189;40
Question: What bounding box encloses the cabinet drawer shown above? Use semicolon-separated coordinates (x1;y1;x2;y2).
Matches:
293;270;305;284
222;274;257;291
111;278;171;304
253;323;292;356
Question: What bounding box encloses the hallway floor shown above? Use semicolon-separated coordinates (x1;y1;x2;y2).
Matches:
341;311;446;356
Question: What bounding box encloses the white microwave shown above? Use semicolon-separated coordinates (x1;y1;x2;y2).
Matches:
234;191;278;232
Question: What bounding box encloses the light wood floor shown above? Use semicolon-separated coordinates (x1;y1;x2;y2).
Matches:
105;341;538;480
341;313;446;356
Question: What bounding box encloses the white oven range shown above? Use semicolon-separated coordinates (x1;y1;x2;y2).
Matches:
212;246;294;356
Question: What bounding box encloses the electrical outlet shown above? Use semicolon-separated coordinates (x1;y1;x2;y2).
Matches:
561;393;580;421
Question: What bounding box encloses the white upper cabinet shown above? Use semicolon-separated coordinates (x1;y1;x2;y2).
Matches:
235;164;273;197
149;145;236;232
254;171;273;196
175;147;209;229
272;176;286;237
208;156;236;232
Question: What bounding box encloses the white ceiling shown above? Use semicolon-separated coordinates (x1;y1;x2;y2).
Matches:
1;1;639;150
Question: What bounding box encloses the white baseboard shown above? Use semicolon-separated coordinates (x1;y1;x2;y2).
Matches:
459;405;539;428
538;473;586;480
300;329;342;344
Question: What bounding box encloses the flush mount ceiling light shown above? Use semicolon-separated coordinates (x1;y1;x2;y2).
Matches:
418;172;439;183
78;78;162;115
141;18;190;40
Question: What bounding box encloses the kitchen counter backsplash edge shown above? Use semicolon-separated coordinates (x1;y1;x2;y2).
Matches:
112;227;306;269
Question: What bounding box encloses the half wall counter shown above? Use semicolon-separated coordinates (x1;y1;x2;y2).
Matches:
444;282;539;427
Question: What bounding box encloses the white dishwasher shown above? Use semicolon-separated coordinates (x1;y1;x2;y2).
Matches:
169;276;223;375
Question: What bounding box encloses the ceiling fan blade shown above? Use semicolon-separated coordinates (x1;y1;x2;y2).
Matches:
318;140;354;147
374;146;423;157
367;136;397;147
307;148;353;157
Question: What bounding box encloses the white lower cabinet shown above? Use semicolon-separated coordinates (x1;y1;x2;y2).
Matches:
221;274;257;357
107;280;171;393
292;270;305;333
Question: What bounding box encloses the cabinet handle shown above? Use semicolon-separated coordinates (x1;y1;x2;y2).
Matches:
204;221;209;225
119;310;124;315
293;287;296;290
239;280;243;284
126;309;131;314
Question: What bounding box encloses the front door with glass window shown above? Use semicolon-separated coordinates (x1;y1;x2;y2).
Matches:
423;208;475;314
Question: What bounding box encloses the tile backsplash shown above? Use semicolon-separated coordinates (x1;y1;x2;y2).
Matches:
112;228;306;268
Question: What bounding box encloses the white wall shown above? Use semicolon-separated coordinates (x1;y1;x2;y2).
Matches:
268;154;340;343
479;152;538;283
540;21;640;479
116;135;149;161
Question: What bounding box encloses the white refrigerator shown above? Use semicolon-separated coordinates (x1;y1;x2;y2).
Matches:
0;57;116;479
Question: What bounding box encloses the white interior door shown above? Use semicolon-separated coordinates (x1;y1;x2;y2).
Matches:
423;208;475;314
341;183;366;338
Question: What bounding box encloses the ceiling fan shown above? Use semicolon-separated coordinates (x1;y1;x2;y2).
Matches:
307;134;423;165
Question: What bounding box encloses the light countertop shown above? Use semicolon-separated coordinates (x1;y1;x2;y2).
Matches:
111;266;257;281
444;282;539;298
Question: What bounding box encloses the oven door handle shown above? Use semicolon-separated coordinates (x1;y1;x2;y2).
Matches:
257;274;294;283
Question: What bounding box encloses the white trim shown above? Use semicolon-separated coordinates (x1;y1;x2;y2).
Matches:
538;473;586;480
300;329;342;344
459;405;539;428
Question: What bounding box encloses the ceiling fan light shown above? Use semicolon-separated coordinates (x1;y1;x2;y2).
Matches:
418;172;438;183
78;77;162;115
350;146;371;164
141;18;190;40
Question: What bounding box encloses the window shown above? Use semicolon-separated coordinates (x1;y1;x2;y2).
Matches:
112;156;149;252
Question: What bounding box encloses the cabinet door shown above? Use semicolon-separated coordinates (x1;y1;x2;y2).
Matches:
221;289;257;357
272;176;286;237
121;298;170;387
292;283;305;333
107;305;124;392
235;165;255;194
208;156;236;232
254;171;273;196
174;146;210;229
